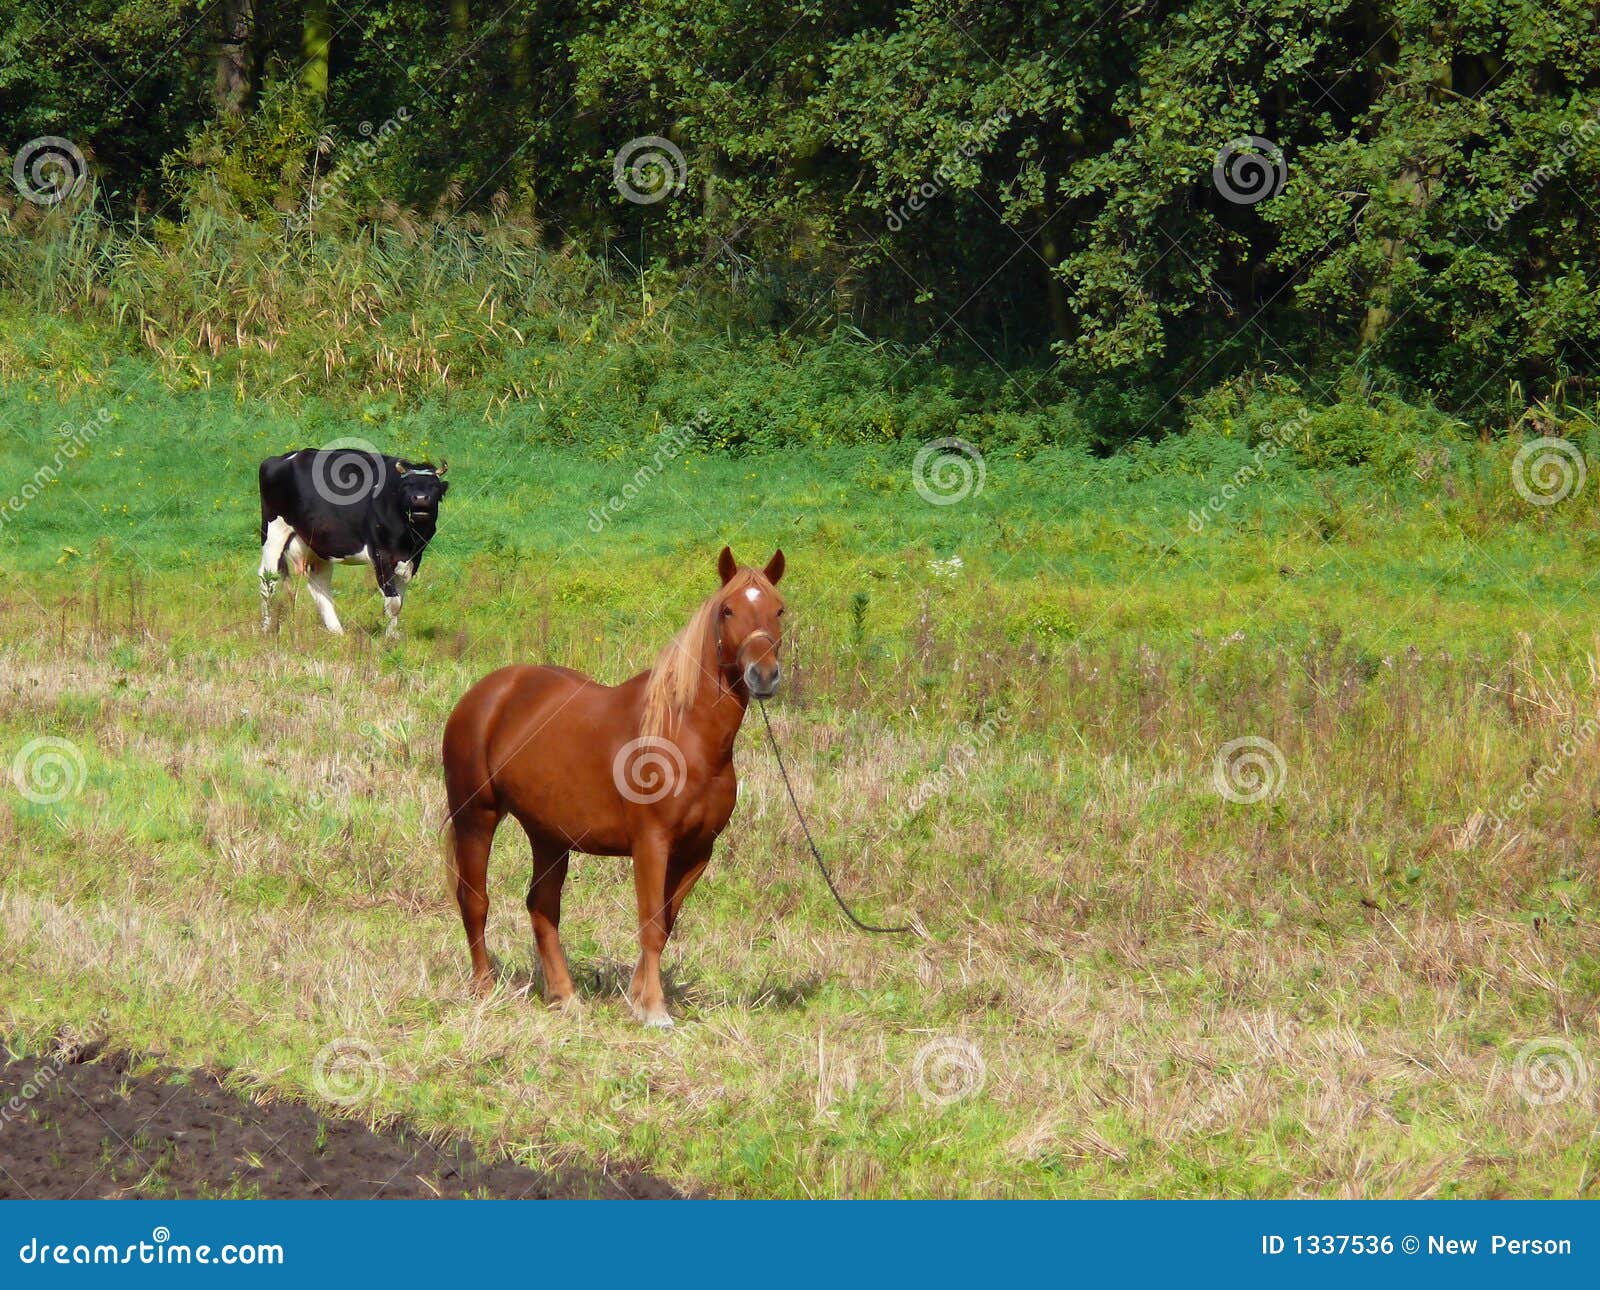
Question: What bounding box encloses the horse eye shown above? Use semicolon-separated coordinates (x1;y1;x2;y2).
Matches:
721;605;733;618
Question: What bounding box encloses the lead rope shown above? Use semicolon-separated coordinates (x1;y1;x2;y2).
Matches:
756;698;917;937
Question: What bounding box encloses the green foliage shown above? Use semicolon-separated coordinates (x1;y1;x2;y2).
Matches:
1;0;1597;422
167;80;322;219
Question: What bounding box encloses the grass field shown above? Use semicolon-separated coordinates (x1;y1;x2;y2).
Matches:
4;367;1600;1197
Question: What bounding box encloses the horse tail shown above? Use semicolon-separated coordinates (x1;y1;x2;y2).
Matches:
440;810;460;904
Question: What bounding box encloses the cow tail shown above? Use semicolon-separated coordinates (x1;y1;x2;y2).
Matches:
258;458;274;547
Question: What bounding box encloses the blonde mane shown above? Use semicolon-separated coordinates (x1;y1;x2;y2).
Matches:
640;569;771;738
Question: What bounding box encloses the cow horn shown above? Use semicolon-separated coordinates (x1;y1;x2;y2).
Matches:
437;460;448;476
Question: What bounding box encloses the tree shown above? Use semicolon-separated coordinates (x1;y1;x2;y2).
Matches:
215;0;256;115
301;0;331;103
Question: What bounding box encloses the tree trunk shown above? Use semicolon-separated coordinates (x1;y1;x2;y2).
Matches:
510;24;530;94
1042;230;1072;349
1360;25;1451;348
301;0;332;103
1359;166;1428;347
215;0;255;115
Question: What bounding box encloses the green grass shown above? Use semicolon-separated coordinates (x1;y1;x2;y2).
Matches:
3;357;1600;1197
5;370;1600;656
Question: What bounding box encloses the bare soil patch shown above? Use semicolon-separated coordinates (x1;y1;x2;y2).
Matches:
0;1044;677;1199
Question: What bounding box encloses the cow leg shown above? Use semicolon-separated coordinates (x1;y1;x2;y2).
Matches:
373;553;404;639
303;558;343;635
258;516;294;633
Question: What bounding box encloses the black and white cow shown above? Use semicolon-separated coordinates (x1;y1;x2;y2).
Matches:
258;447;449;637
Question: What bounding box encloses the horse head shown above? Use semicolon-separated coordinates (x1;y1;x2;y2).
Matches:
715;545;785;699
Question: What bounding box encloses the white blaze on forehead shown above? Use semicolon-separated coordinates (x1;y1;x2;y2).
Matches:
743;586;764;604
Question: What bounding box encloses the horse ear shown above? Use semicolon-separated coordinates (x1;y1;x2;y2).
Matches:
717;546;737;585
763;549;785;585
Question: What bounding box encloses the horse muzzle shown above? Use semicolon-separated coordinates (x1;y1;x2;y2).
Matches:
744;661;781;699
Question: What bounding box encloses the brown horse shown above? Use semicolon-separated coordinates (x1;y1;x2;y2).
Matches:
441;546;785;1027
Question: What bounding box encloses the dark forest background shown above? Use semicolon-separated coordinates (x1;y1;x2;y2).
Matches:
3;0;1599;442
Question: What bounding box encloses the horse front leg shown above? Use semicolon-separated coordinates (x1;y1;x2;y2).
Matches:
664;847;711;936
628;832;674;1028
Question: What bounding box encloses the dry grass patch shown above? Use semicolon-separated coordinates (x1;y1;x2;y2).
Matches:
2;577;1599;1196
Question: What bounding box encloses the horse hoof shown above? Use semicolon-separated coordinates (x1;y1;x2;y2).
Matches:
630;998;674;1029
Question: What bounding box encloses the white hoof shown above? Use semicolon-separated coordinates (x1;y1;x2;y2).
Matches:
630;997;674;1029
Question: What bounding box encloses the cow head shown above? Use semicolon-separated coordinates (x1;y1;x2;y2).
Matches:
396;461;449;527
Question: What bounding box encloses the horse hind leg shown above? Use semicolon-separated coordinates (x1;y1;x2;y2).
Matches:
524;836;574;1007
446;809;499;995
